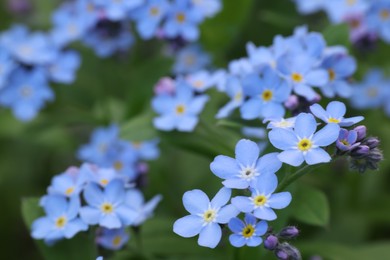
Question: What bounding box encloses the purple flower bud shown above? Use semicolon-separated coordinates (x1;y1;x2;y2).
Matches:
350;145;370;158
284;95;299;110
275;249;289;260
154;77;175;95
279;226;299;239
368;149;383;162
264;235;279;250
7;0;32;15
354;125;366;141
365;137;380;149
276;243;302;260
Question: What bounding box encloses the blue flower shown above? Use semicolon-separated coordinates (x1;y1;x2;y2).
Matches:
172;44;210;74
185;70;215;92
320;52;356;98
323;0;368;23
46;166;87;198
366;1;390;43
93;0;143;21
80;164;122;187
210;139;282;189
0;50;15;89
46;50;81;84
163;0;203;41
0;68;54;121
191;0;221;18
240;67;291;120
336;128;359;151
80;179;138;229
216;75;243;118
132;0;170;40
231;174;291;221
173;188;239;248
228;214;268;247
32;195;88;243
293;0;325;14
96;227;129;250
152;81;208;132
310;101;364;127
125;189;162;226
277;53;328;101
131;139;160;161
269;113;339;166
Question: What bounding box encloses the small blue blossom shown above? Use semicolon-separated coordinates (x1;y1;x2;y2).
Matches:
293;0;325;14
131;139;160;161
93;0;143;21
31;195;88;243
269;113;339;166
336;128;359;151
0;50;15;89
323;0;368;23
228;58;254;76
172;44;210;74
80;164;122;187
173;187;239;248
96;227;129;250
231;174;291;221
310;101;364;126
185;70;215;92
80;179;138;229
240;67;291;120
0;68;54;121
191;0;221;18
210;139;282;189
216;75;243;119
46;166;87;198
228;214;268;247
152;81;208;132
366;1;390;43
46;50;81;84
125;189;162;226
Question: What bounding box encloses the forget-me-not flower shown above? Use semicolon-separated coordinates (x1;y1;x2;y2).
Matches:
269;113;339;166
228;214;268;247
231;174;291;221
93;0;143;21
46;50;81;84
216;75;243;119
125;189;162;226
336;128;359;151
366;1;390;43
173;187;239;248
96;227;129;250
172;44;210;74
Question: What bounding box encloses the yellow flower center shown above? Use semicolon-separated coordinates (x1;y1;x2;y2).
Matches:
242;224;255;238
234;92;242;101
380;10;390;20
65;187;75;195
132;141;141;149
203;209;216;223
298;138;312;151
193;80;204;88
291;73;303;83
176;13;186;23
341;139;349;146
328;69;336;81
185;55;195;65
150;7;159;16
101;202;114;214
261;90;273;101
346;0;356;6
114;161;123;171
367;87;378;97
175;104;186;115
20;85;33;97
100;179;109;186
112;236;122;246
328;117;340;123
55;216;67;228
253;195;267;206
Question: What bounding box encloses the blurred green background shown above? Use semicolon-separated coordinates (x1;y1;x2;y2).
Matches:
1;0;390;259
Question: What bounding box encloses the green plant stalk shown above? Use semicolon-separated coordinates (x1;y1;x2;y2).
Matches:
276;164;322;192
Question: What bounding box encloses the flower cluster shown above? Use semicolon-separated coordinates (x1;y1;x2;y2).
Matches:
0;25;80;121
214;26;357;120
173;139;292;248
349;69;390;117
264;226;301;260
31;164;162;249
292;0;390;46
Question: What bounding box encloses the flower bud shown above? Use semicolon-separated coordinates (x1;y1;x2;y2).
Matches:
354;125;366;141
284;95;299;110
368;148;383;162
275;242;302;260
278;226;299;239
154;77;175;95
264;235;279;250
364;137;380;149
350;145;370;158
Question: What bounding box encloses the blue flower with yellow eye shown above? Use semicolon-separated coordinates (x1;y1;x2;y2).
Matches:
228;214;268;247
46;166;87;198
31;195;88;244
173;187;239;248
269;113;339;166
240;67;291;120
366;1;390;43
172;44;210;74
216;75;243;119
152;81;208;132
96;227;129;250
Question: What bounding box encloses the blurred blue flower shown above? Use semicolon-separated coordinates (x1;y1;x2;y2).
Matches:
293;0;325;14
47;50;81;84
336;128;359;151
46;166;87;198
310;101;364;127
191;0;221;18
172;44;210;74
131;139;160;161
216;75;243;118
231;174;291;221
366;1;390;43
163;0;203;41
185;70;215;92
80;164;122;187
210;139;282;189
125;189;162;226
80;179;138;229
322;0;368;23
0;50;15;89
152;81;208;132
96;227;129;250
240;67;291;120
0;68;54;121
173;187;239;248
269;113;339;166
228;214;268;247
93;0;143;21
32;195;88;243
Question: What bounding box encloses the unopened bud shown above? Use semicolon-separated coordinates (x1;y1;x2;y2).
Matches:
364;137;380;149
350;145;370;158
368;148;383;162
276;243;302;260
264;235;279;250
154;77;175;95
354;125;366;141
284;95;299;110
279;226;299;239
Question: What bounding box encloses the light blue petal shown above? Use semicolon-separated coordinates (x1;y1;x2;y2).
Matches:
79;206;100;225
256;153;282;175
235;139;260;167
310;103;328;122
326;101;346;118
153;115;176;131
116;205;138;225
125;189;144;209
254;220;268;236
188;95;209;114
294;83;318;101
63;219;88;238
177;115;198;132
210;155;240;179
229;234;246;247
231;196;253;213
333;81;353;98
100;214;121;229
253;207;277;221
183;189;210;215
222;178;249;189
228;217;245;233
216;101;240;119
31;217;52;239
312;123;339;146
67;196;81;220
84;183;104;207
247;237;262;247
340;116;364;127
268;192;292;209
211;187;231;208
198;223;222;248
182;24;199;41
173;215;203;237
240;99;263;120
244;213;257;226
268;128;298;150
252;173;278;195
216;204;239;224
261;102;285;119
277;150;305;167
304;148;331;165
105;179;125;204
294;113;317;138
305;69;328;86
43;195;68;218
152;95;174;114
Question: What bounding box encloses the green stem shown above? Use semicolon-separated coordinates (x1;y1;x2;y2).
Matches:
276;164;321;192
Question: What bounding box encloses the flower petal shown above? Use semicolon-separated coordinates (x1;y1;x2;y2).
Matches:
253;207;277;221
252;173;278;195
304;148;331;165
216;204;239;224
312;123;339;146
256;152;282;175
100;214;121;229
198;223;222;248
277;150;305;167
231;196;253;213
210;155;240;179
105;179;125;204
183;189;210;215
269;128;298;150
79;206;100;225
229;234;246;247
235;139;260;167
211;187;231;208
310;103;327;122
326;101;346;118
268;192;292;209
294;113;317;138
247;237;262;247
228;217;245;233
173;215;203;238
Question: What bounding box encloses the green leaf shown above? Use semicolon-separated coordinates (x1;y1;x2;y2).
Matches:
21;197;97;260
120;109;157;141
290;184;330;227
322;23;351;47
